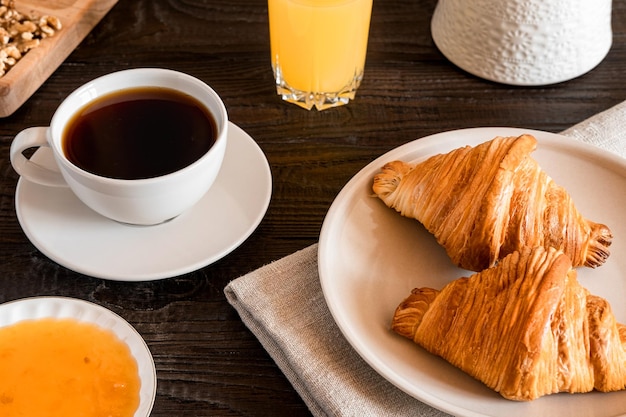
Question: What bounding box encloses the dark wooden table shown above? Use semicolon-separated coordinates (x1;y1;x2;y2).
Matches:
1;1;625;415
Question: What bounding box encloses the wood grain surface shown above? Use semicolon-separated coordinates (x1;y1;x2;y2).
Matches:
0;0;625;415
0;0;118;117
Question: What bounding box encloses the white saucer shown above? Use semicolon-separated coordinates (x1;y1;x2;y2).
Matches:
15;122;272;281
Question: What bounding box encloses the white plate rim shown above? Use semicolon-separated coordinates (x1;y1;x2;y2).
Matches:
318;127;626;417
14;122;272;281
0;296;156;417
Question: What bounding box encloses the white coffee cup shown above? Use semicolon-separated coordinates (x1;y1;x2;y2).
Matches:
10;68;228;225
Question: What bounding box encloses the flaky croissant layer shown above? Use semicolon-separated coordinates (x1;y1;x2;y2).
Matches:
392;247;626;401
373;134;612;271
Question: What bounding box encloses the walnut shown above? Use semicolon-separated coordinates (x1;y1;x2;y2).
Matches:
0;0;62;77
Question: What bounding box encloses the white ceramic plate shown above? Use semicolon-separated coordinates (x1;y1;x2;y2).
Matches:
318;127;626;417
15;122;272;281
0;296;156;417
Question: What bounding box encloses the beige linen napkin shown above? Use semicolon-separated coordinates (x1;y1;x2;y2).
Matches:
224;100;626;417
561;100;626;159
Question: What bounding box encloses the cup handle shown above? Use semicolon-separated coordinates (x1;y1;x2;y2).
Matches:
10;127;68;187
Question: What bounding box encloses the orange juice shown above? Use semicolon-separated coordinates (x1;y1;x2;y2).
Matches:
268;0;372;110
0;318;141;417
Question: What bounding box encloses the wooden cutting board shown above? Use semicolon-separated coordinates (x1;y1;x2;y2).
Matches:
0;0;118;117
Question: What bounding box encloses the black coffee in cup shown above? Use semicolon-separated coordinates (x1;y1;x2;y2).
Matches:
62;87;217;180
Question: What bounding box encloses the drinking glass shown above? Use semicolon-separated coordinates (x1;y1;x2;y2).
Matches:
268;0;373;111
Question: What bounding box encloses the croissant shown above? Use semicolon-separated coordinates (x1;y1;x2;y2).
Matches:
391;246;626;401
372;134;612;271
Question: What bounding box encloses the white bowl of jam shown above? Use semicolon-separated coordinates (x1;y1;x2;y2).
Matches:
0;296;156;417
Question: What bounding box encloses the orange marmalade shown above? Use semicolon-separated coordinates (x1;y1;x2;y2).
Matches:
0;318;141;417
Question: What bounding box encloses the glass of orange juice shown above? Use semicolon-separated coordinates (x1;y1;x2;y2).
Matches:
268;0;373;111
